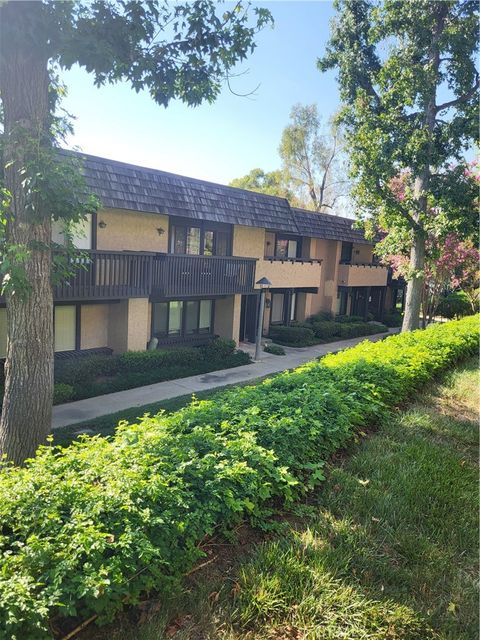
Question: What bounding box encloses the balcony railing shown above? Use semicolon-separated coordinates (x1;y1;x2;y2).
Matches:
151;253;257;298
0;251;257;303
52;250;154;300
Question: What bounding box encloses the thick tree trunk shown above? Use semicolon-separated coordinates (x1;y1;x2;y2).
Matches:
401;229;425;332
0;3;54;464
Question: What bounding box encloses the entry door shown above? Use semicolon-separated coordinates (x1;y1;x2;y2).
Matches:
240;294;258;342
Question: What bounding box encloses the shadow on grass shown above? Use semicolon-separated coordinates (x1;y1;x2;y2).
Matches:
81;358;478;640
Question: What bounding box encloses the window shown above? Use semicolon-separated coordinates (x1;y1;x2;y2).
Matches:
152;299;213;340
340;242;353;263
168;301;183;335
52;215;92;250
54;305;77;352
337;288;348;315
0;308;6;359
271;294;285;324
170;218;231;256
275;236;299;259
290;293;297;321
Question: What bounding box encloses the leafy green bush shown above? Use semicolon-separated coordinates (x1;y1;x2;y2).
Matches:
334;314;365;323
52;383;74;405
336;322;388;339
47;339;251;403
264;343;286;355
310;321;342;340
0;316;478;638
268;325;316;346
307;310;334;322
383;310;403;327
437;291;473;319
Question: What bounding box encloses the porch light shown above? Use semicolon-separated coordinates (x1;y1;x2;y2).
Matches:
157;227;165;235
98;220;107;229
255;277;272;361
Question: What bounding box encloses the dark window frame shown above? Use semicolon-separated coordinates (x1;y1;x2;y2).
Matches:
340;242;353;264
152;299;215;340
169;217;232;257
272;233;302;259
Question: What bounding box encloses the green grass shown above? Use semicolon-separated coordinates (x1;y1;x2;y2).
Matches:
85;358;479;640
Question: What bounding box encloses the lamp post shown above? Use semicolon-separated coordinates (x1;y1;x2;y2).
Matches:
255;277;272;361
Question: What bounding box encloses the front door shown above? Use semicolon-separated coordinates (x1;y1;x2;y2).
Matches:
240;294;258;342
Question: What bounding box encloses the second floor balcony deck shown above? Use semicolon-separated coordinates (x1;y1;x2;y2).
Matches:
0;251;258;303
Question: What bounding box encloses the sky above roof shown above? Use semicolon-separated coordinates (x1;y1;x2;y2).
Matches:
61;1;339;186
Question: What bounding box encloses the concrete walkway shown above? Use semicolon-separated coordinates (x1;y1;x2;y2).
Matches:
52;329;399;429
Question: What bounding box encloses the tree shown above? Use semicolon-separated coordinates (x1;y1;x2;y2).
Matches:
318;0;479;332
279;103;348;212
0;0;271;464
383;230;479;326
229;167;296;201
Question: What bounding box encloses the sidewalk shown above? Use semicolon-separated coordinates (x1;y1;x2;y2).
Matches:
52;328;399;429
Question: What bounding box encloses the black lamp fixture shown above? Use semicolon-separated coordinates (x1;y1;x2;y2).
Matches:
255;277;272;361
98;220;107;229
157;227;165;236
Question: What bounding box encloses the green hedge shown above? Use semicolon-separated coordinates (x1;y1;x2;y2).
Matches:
0;316;478;638
270;319;388;346
48;339;250;403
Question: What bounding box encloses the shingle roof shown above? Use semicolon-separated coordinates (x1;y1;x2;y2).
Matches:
292;208;373;245
62;150;298;234
61;150;374;244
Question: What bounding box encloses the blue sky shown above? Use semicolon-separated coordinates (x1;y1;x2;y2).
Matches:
61;1;339;185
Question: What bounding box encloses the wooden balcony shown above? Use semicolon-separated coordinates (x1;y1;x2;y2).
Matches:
151;254;257;298
52;250;154;300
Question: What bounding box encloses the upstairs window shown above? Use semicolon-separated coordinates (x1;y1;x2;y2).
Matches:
340;242;353;263
275;236;299;259
170;219;231;256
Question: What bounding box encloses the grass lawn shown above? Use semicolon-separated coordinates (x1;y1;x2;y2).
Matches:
83;357;479;640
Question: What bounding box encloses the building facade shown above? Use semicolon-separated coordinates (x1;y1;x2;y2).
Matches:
0;153;403;358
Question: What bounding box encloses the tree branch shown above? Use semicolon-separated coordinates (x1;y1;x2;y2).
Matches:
435;75;479;113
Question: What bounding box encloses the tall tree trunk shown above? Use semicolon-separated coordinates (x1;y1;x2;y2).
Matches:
0;2;54;464
402;228;425;332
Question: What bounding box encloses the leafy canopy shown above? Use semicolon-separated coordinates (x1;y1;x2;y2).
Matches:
318;0;479;237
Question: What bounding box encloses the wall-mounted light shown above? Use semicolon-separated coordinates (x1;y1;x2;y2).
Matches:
266;241;271;246
265;298;271;309
98;220;107;229
157;228;165;236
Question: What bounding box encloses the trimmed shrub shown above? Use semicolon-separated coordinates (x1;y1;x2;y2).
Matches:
0;316;478;638
52;383;74;405
335;314;365;323
199;337;237;360
437;291;473;319
307;310;334;322
268;325;316;346
383;310;403;327
310;321;342;340
264;343;286;355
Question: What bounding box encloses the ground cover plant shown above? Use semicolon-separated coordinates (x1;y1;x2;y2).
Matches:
103;358;478;640
0;339;251;406
0;316;478;638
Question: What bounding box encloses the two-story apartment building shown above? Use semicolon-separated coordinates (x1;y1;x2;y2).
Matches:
0;152;401;358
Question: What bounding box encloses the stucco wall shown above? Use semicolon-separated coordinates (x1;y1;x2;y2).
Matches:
307;238;342;316
352;243;374;264
107;298;150;353
337;264;388;287
232;225;265;258
214;295;242;343
255;259;322;289
80;304;109;349
96;208;169;252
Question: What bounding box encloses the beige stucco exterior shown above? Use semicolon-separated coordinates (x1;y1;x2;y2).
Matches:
256;258;322;289
337;264;388;287
232;224;265;258
80;304;109;349
351;242;374;264
214;295;242;343
97;208;169;253
107;297;150;353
